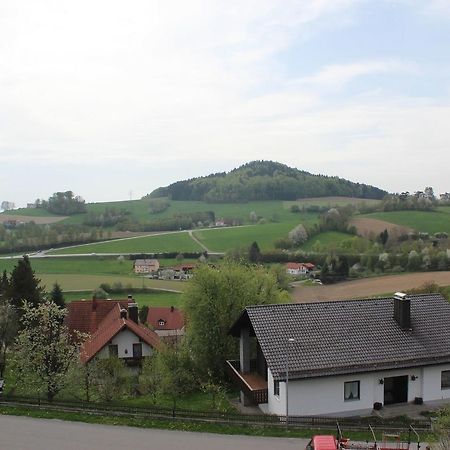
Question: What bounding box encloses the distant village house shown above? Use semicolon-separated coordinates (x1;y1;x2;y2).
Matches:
133;259;160;274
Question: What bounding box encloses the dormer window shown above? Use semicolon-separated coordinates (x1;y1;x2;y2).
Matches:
158;319;166;326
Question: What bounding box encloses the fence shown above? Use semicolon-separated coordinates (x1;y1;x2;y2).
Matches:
0;394;432;432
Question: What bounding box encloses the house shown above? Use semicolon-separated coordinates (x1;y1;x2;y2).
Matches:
146;306;185;343
172;264;195;280
285;262;315;276
227;293;450;417
133;259;160;274
67;297;160;366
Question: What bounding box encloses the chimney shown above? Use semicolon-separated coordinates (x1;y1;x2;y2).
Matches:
170;305;174;312
128;303;139;324
92;297;97;311
120;308;127;319
393;292;411;330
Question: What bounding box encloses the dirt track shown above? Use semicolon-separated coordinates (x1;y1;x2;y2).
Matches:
292;271;450;302
0;214;67;224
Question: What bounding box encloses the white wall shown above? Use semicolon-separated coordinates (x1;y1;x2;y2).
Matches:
265;364;450;416
97;328;154;359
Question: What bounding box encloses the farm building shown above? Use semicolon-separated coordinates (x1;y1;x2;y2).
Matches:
133;258;160;274
228;293;450;416
285;262;315;276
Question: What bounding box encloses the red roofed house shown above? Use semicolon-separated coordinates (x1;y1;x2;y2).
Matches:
286;262;315;276
67;297;160;367
146;306;185;343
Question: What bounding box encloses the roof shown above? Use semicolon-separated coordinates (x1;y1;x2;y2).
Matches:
286;262;314;269
66;299;132;335
134;259;159;266
229;294;450;381
80;304;160;363
147;306;185;330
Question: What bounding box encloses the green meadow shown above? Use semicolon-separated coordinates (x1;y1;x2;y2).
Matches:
48;232;202;255
193;216;317;252
63;290;183;308
362;208;450;234
299;231;371;252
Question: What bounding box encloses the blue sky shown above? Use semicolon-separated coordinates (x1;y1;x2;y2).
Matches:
0;0;449;207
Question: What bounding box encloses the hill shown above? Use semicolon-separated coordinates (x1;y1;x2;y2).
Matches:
148;160;387;203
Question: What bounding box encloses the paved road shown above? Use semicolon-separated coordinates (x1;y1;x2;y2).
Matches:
0;415;307;450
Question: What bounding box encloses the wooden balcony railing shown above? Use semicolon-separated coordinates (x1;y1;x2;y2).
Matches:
226;360;268;404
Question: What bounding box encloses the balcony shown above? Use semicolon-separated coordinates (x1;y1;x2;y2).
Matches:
226;360;268;404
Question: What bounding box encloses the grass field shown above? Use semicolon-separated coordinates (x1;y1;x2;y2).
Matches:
299;231;371;251
362;208;450;234
4;197;340;227
36;273;186;292
48;232;202;255
193;214;318;252
285;196;381;208
63;290;183;308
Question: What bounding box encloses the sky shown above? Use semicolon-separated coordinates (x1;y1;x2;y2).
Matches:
1;0;449;207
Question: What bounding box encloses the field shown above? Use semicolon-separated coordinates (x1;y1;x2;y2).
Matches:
349;217;413;239
285;196;381;208
4;196;376;226
0;256;188;293
193;214;317;252
299;231;371;251
38;273;186;292
292;271;450;302
0;213;66;224
63;290;183;308
48;232;203;255
361;209;450;234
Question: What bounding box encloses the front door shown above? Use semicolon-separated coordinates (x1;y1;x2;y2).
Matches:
384;375;408;405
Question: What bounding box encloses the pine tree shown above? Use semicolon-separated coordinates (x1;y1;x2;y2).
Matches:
8;255;44;312
50;282;65;308
248;241;261;263
0;270;9;300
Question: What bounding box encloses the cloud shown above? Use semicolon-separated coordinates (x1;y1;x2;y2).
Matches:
294;60;419;90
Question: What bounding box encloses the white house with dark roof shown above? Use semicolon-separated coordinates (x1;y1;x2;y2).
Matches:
227;293;450;416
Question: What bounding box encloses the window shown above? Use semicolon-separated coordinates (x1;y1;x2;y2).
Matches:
441;371;450;389
158;319;166;326
344;380;360;401
108;344;118;357
133;343;142;358
274;380;280;397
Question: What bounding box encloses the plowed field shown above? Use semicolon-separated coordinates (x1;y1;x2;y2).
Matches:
292;271;450;302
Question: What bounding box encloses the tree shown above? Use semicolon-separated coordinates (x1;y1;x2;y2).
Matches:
91;357;130;402
288;224;308;246
378;229;389;246
49;283;65;308
151;345;195;410
0;270;9;299
0;302;18;377
184;262;288;381
139;305;149;324
248;241;261;263
12;301;85;401
8;256;44;313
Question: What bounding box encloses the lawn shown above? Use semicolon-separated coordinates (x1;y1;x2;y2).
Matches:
193;213;318;252
362;209;450;234
47;232;202;254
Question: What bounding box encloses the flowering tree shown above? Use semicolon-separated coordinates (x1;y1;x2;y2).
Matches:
13;301;86;402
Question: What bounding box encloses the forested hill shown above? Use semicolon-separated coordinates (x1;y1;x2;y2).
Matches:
147;161;387;203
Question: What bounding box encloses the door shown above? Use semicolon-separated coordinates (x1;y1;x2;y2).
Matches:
384;375;408;405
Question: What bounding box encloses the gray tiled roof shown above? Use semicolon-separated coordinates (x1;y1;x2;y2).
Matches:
234;294;450;381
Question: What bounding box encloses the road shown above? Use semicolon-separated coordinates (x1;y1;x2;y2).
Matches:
0;415;307;450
